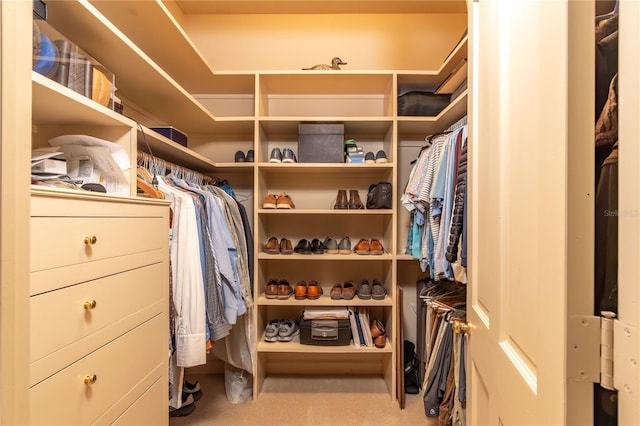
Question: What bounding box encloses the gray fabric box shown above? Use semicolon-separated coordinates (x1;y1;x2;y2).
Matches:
298;123;344;163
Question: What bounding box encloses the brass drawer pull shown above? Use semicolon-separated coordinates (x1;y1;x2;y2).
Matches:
83;300;97;310
83;374;97;385
84;235;97;245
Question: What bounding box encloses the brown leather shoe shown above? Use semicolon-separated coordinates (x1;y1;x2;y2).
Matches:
348;190;364;209
294;281;307;300
342;280;356;300
330;283;343;300
371;319;386;338
334;189;348;209
277;280;294;300
374;334;387;349
263;193;277;209
266;279;278;299
307;281;323;300
369;238;384;255
354;238;370;255
280;238;293;254
264;237;280;254
276;192;295;209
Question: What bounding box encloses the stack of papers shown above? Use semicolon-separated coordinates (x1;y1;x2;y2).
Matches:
302;307;350;320
31;147;67;180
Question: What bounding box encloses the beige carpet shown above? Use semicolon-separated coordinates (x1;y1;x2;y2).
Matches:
170;374;438;426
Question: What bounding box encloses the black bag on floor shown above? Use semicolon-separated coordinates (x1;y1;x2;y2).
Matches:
404;340;421;394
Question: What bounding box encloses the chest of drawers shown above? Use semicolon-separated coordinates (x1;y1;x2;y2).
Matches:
29;188;170;425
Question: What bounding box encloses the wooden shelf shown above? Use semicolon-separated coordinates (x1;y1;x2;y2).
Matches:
46;1;216;134
257;295;392;306
258;119;393;136
397;90;468;137
137;126;217;173
258;253;394;260
32;72;134;128
257;209;393;216
257;337;392;354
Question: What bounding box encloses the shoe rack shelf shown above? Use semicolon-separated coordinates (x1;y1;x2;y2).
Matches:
256;295;393;306
257;253;394;260
257;338;393;354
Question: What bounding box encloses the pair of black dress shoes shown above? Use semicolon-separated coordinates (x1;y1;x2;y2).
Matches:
294;238;325;254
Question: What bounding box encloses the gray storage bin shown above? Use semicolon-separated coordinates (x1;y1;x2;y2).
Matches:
298;123;344;163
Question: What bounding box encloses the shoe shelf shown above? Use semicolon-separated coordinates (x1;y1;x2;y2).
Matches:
256;295;393;306
258;253;394;260
397;90;468;137
257;338;393;354
257;209;393;215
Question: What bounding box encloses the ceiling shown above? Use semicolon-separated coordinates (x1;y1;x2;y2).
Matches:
174;1;468;15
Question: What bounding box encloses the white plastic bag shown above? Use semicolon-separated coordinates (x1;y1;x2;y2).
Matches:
224;363;252;404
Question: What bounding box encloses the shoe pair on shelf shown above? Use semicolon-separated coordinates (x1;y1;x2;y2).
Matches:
293;238;325;254
234;149;254;162
364;150;388;164
269;147;297;163
294;280;323;300
354;238;384;255
263;193;295;209
334;189;363;209
264;319;299;342
266;279;294;300
356;279;387;300
264;237;293;254
330;280;357;300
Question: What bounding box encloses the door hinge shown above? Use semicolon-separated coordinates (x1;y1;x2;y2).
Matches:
568;313;639;395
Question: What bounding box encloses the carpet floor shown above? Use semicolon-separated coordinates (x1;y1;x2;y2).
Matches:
169;374;438;426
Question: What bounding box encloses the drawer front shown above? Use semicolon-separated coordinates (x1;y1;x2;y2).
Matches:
31;216;165;273
110;379;165;426
30;262;165;365
30;315;165;426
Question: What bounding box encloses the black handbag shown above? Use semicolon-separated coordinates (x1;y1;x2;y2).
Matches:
366;182;392;209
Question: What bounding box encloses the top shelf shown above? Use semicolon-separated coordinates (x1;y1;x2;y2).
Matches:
45;0;217;134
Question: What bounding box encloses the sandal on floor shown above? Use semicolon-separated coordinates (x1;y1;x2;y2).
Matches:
278;320;300;342
264;319;281;342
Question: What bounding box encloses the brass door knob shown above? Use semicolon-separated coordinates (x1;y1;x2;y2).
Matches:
84;235;97;245
83;300;97;310
83;374;97;385
453;320;470;334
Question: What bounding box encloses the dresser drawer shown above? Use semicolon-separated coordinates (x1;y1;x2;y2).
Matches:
29;314;165;426
30;216;165;273
110;379;165;426
30;262;165;366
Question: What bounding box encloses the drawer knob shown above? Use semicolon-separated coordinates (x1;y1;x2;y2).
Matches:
83;374;97;385
84;235;97;245
83;300;97;310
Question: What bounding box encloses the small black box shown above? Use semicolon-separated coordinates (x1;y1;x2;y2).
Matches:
298;123;344;163
300;318;352;346
150;126;188;147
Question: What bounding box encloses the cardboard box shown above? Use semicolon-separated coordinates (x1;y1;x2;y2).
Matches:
300;318;352;346
298;123;344;163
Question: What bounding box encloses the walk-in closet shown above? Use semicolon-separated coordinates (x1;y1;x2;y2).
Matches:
1;0;639;425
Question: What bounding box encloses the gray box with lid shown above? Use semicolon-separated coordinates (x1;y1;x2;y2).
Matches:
298;123;344;163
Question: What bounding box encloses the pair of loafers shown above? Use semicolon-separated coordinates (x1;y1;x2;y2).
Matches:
356;279;386;300
294;238;325;254
354;238;384;255
330;281;356;300
264;237;293;254
266;279;294;300
294;280;323;300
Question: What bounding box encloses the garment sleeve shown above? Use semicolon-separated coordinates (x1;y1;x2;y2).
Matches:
446;137;468;263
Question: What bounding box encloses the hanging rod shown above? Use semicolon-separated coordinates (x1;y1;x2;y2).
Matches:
137;150;217;185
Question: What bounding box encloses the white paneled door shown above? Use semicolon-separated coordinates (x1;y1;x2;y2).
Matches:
469;0;640;424
468;0;573;423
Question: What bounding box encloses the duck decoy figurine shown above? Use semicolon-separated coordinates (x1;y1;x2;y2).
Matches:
302;57;347;70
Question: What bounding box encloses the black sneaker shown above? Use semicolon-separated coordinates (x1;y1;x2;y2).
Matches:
246;149;254;162
269;148;283;163
375;150;388;163
282;148;296;163
234;150;246;162
365;152;375;163
183;380;203;401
